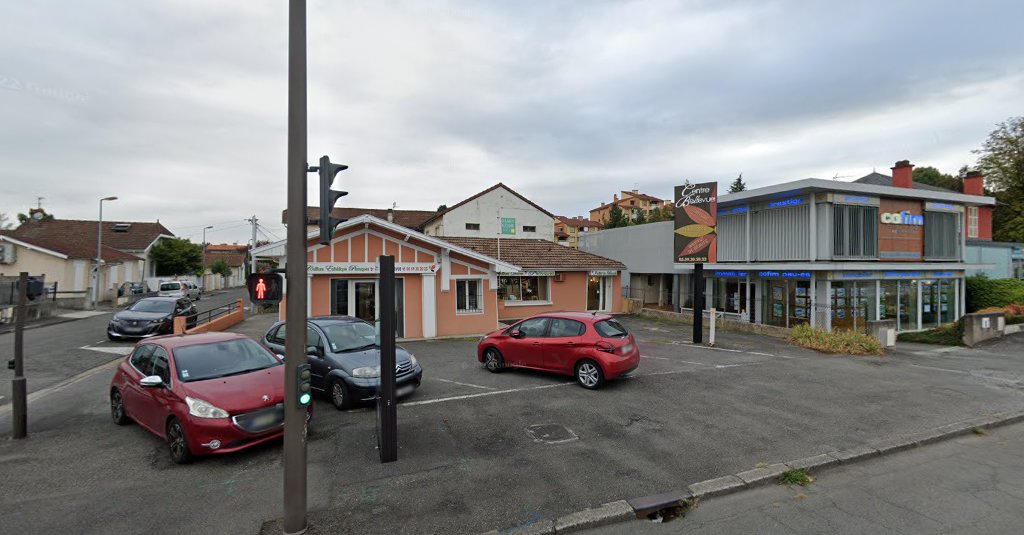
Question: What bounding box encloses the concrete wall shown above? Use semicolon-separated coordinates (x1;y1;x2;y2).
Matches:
185;299;245;334
424;187;555;241
578;221;676;276
961;312;1007;347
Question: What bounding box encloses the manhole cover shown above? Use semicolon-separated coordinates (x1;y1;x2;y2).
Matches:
526;424;578;444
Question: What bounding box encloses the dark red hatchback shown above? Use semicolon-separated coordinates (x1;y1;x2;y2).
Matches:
477;312;640;389
109;332;311;464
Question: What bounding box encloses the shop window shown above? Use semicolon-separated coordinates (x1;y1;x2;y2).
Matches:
456;279;483;314
967;207;979;238
522;225;536;233
925;212;960;259
498;276;550;302
465;223;480;230
833;205;878;258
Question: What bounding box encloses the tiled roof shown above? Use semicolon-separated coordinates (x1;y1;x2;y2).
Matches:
854;172;956;193
206;244;249;253
421;183;556;228
206;251;247;267
285;207;438;230
10;219;173;252
621;191;666;203
1;234;140;263
556;216;604;229
440;237;625;270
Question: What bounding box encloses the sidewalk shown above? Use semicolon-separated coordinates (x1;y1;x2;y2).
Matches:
584;421;1024;534
0;307;113;335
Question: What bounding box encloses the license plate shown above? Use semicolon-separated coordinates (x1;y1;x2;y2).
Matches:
251;412;280;428
396;385;414;397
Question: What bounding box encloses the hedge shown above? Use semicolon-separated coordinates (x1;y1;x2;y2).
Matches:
965;275;1024;312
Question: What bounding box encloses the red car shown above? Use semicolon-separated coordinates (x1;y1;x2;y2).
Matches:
109;332;311;464
477;312;640;389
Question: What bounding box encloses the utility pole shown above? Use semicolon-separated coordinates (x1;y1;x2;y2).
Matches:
201;225;213;290
283;0;309;533
93;196;118;308
246;215;258;317
11;272;28;439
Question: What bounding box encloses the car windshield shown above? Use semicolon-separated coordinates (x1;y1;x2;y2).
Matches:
320;322;378;352
128;300;175;314
594;319;629;338
160;283;181;291
172;338;281;382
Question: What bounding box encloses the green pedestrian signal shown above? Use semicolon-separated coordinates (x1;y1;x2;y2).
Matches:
296;363;312;406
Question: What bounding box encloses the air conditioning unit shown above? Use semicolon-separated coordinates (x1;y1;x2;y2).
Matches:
0;243;15;264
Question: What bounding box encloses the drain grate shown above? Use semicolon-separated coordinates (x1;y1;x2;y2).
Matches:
526;424;578;444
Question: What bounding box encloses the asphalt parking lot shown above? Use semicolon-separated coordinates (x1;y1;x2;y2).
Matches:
2;314;1024;534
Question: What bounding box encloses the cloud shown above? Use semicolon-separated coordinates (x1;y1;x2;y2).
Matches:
1;0;1022;242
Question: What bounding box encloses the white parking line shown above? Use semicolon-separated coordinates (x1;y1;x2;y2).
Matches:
640;355;670;360
80;345;134;355
432;378;496;390
405;382;575;407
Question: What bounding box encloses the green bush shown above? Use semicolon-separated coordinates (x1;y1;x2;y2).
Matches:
896;321;963;346
965;275;1024;312
788;324;884;356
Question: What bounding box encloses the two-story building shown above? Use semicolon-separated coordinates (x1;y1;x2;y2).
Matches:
554;216;604;249
703;161;995;332
589;189;668;224
421;183;557;241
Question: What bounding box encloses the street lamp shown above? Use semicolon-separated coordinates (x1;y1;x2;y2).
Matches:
201;225;213;290
93;196;118;308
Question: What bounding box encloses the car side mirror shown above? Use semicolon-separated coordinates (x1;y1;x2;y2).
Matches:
306;346;322;357
510;330;524;339
140;375;164;388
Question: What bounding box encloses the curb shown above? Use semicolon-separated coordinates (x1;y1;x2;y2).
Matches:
483;409;1024;534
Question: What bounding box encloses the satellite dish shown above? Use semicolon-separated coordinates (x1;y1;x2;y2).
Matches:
32;212;43;221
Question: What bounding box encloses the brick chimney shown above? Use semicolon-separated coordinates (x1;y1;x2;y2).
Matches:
613;194;619;202
891;160;914;188
387;208;394;222
963;170;984;195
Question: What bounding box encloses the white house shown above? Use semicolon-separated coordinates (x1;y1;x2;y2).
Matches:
420;183;557;241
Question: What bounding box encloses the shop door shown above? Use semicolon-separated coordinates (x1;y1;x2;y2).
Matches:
765;280;787;327
330;279;404;337
587;276;601;311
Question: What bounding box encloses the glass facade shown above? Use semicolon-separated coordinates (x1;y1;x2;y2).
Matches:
830;281;877;332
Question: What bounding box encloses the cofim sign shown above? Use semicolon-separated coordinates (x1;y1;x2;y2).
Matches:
880;211;923;225
307;262;439;274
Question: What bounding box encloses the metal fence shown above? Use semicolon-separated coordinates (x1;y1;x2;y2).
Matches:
192;300;240;328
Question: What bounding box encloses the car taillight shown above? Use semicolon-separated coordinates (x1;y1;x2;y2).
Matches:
621;342;634;354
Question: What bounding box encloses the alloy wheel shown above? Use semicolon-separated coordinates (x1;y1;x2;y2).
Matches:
332;382;345;409
577;362;599;388
168;422;187;462
110;391;125;424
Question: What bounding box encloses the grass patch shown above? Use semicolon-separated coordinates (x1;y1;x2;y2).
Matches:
788;324;884;356
779;468;814;486
897;322;963;346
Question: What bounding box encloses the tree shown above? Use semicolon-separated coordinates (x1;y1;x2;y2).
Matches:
912;166;962;191
607;204;626;228
661;205;674;222
149;238;202;276
648;206;663;223
0;212;13;230
728;173;747;193
436;204;447;212
209;259;232;278
633;210;648;225
975;117;1024;243
17;207;54;223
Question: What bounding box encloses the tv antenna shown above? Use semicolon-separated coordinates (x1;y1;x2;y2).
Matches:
832;173;853;181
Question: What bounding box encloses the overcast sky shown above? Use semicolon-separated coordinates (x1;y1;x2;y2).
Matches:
2;0;1022;243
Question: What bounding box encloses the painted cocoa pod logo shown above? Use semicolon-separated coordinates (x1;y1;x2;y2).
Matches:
679;234;716;256
677;224;715;238
684;205;715;227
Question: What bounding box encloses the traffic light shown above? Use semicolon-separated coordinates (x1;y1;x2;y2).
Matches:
247;273;283;304
316;155;348;245
296;363;312;406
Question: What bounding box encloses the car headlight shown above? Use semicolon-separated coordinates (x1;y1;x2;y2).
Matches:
408;355;418;368
352;366;381;378
185;396;229;419
150;318;167;324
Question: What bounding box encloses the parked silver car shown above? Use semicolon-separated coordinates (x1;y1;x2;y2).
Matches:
157;280;200;300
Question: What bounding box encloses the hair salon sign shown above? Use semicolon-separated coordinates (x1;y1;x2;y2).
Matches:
307;262;439;274
674;182;718;263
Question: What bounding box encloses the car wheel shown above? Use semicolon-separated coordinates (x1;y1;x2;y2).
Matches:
483;348;505;373
110;389;129;425
574;359;605;390
166;417;193;464
330;379;351;410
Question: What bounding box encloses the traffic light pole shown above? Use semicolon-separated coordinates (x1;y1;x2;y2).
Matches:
283;0;308;533
11;271;28;439
377;256;398;463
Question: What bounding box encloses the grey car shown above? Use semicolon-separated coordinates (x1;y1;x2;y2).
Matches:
263;316;423;410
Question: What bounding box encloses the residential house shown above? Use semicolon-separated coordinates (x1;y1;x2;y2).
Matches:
420;183;556;241
589;189;668;224
554;216;604;249
203;244;249;289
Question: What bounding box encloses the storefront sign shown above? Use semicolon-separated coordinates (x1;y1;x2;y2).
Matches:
880;211;924;225
588;270;618;276
758;271;812;279
838;271;874;278
883;271;924;278
713;271;747;277
674;181;718;263
926;202;958;212
500;218;516;235
720;206;748;215
307;262;439;275
932;271;956;277
518;270;556;277
767;197;803;208
878;199;923;261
